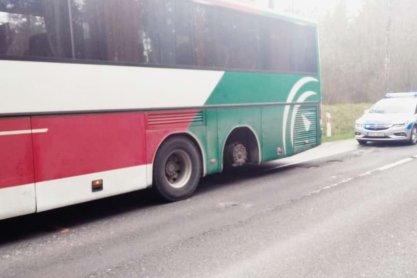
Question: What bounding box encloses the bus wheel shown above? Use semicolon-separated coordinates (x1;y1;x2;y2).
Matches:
223;127;260;170
225;142;248;168
153;137;202;201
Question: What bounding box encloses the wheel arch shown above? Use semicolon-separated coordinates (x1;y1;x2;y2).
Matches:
221;125;262;171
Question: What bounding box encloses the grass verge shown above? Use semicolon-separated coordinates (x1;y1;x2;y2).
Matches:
321;103;372;142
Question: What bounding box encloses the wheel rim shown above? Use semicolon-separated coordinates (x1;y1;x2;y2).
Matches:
164;150;192;189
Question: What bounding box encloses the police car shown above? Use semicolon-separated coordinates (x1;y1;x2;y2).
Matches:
355;93;417;145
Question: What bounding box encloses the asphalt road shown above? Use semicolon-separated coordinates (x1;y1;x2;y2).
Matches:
1;140;417;278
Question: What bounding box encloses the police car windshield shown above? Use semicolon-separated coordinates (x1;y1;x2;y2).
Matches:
369;99;416;115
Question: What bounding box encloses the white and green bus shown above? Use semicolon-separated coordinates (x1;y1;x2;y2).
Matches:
0;0;321;220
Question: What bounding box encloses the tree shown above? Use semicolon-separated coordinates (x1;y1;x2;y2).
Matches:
319;0;417;104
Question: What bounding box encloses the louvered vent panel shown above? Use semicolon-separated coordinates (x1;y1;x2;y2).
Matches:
293;106;318;152
147;111;205;128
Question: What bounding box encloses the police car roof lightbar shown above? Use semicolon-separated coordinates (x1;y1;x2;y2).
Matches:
385;92;417;98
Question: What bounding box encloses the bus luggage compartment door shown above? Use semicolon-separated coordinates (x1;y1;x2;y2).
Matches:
0;117;36;220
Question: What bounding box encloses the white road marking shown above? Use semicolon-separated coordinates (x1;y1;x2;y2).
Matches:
312;156;416;196
311;178;354;195
376;158;414;171
358;171;373;177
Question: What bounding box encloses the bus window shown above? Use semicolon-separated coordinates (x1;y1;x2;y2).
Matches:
0;0;72;59
192;4;218;69
173;1;194;67
292;25;318;74
261;18;293;73
217;9;260;71
70;0;150;64
157;0;176;66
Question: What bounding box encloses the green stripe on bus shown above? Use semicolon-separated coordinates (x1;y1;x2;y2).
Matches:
189;72;321;175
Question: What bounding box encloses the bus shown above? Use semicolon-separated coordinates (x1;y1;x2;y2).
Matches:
0;0;321;220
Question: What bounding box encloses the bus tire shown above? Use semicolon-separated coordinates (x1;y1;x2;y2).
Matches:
153;137;202;201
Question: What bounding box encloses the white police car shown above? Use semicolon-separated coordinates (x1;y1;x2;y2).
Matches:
355;92;417;145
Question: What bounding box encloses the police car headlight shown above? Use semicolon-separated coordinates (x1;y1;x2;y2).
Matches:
392;123;406;128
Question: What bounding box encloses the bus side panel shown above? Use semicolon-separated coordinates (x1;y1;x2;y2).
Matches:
292;105;320;154
217;107;262;168
261;106;286;162
0;118;36;220
32;113;149;212
200;109;220;175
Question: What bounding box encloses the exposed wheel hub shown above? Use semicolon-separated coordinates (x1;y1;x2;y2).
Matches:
231;143;248;166
165;158;179;179
164;151;192;189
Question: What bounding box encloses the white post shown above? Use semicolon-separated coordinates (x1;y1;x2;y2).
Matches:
326;112;332;138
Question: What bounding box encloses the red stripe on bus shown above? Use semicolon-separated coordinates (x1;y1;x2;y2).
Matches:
32;113;148;182
1;111;199;187
0;118;35;188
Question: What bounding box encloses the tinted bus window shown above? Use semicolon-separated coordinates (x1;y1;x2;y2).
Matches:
71;0;146;64
0;0;318;74
217;9;260;71
292;25;318;73
260;18;318;74
71;0;163;65
158;0;176;66
261;19;293;73
173;1;194;66
192;4;218;69
0;0;72;59
71;0;198;67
